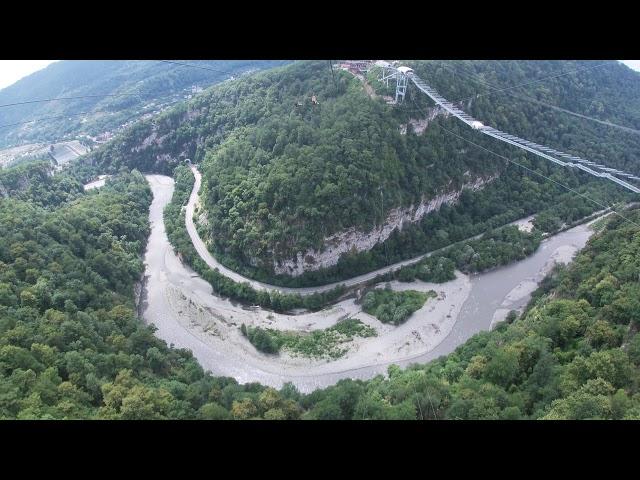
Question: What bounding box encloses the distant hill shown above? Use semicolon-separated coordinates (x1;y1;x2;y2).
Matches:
0;60;290;148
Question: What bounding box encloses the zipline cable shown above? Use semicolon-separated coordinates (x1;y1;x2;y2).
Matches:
0;93;142;109
407;96;639;229
0;96;184;131
436;121;640;230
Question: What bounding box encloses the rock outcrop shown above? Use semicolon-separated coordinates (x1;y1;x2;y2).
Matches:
274;175;497;276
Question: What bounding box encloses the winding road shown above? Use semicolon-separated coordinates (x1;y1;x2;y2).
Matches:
140;172;598;392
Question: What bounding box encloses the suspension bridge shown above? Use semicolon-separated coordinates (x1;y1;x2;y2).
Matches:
370;61;640;194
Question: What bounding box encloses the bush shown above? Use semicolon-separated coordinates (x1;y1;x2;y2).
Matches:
362;287;435;325
242;319;376;359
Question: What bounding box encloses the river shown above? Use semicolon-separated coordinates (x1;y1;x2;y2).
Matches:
142;174;597;393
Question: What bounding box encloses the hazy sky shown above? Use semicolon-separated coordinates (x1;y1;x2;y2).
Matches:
621;60;640;72
0;60;59;90
1;60;639;92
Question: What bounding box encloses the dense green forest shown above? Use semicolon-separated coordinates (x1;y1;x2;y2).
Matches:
0;166;303;419
405;60;640;176
0;160;84;207
201;59;638;280
80;60;637;284
392;225;541;283
216;171;625;288
0;60;289;148
196;66;501;271
450;225;542;273
396;256;456;283
2;144;640;420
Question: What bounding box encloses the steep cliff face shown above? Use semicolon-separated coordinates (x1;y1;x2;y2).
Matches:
274;175;497;276
0;161;54;197
401;106;450;135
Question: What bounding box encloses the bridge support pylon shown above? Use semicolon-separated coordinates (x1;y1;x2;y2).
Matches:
395;72;408;104
373;61;412;105
379;66;396;87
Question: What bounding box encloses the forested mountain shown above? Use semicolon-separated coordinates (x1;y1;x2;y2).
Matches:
0;160;84;207
2;59;640;419
0;60;289;148
80;60;639;284
0;166;266;419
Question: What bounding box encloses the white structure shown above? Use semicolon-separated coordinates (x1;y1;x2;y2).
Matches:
377;64;414;103
395;67;414;104
471;121;484;130
385;66;412;104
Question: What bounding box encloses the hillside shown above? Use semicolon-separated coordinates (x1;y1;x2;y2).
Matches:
2;58;640;420
0;60;289;148
404;60;640;175
0;165;278;420
80;60;640;285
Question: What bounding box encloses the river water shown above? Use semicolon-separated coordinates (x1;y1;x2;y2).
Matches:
142;174;597;392
404;227;591;366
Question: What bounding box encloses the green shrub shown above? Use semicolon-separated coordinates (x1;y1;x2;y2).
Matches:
362;286;435;325
241;319;376;359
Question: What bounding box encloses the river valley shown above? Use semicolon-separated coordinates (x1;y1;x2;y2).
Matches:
141;174;599;393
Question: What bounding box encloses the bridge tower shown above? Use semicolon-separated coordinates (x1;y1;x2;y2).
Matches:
373;62;413;104
394;67;414;104
378;65;396;87
395;72;408;104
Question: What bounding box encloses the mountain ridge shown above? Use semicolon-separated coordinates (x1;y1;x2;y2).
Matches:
0;60;289;148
